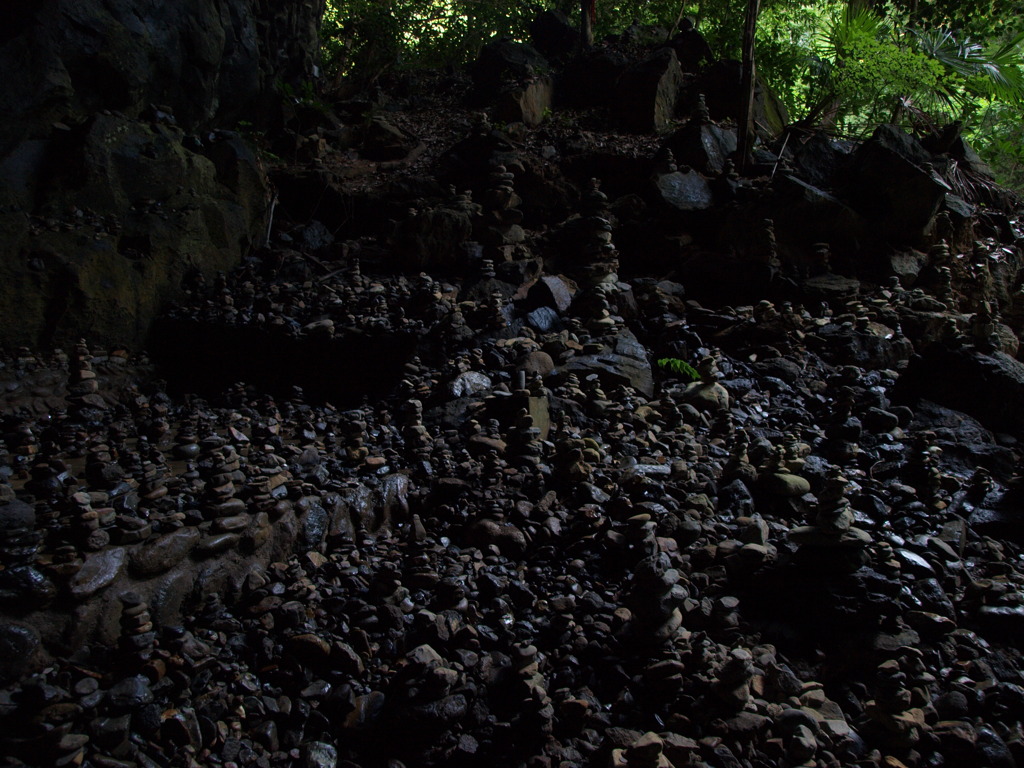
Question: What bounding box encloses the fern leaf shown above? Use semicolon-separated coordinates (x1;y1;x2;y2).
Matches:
656;358;700;381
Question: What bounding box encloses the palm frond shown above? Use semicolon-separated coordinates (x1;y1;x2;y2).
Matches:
815;5;890;60
915;26;1024;104
945;157;1020;207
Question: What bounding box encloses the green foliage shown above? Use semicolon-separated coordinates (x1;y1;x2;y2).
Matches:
588;0;687;38
657;357;700;381
808;7;944;132
280;79;330;113
316;0;1024;190
913;26;1024;106
888;0;1024;40
965;99;1024;189
747;2;1024;186
754;1;840;118
321;0;540;87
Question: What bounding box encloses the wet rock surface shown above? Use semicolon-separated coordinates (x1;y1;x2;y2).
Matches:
4;223;1024;768
3;10;1024;768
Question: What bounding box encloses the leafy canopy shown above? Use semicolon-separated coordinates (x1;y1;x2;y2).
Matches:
319;0;1024;187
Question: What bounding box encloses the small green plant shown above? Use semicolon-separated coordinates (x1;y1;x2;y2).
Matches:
657;357;700;381
234;120;282;164
279;80;330;115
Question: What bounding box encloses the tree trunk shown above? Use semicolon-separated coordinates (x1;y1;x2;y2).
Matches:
737;0;760;174
580;0;595;49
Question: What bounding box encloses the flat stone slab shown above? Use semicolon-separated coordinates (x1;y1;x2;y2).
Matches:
69;547;126;600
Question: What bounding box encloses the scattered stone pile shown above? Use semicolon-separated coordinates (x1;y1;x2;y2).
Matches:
3;14;1024;768
4;202;1024;768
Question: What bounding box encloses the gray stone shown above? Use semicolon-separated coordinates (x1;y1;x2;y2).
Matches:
801;273;861;301
776;707;820;736
787;132;854;188
663;122;738;176
977;605;1024;635
975;726;1016;768
526;306;561;333
0;564;56;609
149;567;196;629
361;117;419;162
655;168;714;212
195;533;240;557
303;741;338;768
450;371;492;398
90;714;132;750
465;518;527;557
300;220;334;252
862;407;900;433
0;499;35;531
751;358;802;384
300;499;330;550
560;327;654;397
519;349;556;377
889;249;928;284
410;693;468;725
528;275;576;312
107;675;154;711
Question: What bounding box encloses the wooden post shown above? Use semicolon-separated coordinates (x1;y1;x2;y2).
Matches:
737;0;760;174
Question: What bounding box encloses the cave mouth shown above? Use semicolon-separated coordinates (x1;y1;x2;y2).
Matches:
148;318;417;406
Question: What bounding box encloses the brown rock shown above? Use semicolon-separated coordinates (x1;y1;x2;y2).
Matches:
129;528;201;577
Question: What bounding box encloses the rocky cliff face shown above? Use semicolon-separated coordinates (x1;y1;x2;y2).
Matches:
0;0;325;348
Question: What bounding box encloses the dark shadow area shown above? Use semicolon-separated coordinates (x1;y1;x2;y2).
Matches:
149;318;418;404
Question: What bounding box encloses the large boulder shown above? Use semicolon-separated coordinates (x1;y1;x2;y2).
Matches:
770;174;866;260
529;10;580;61
614;48;685;134
654;166;714;212
392;205;476;271
665;21;714;73
895;346;1024;436
560;327;655;397
908;400;1016;478
662;121;738;177
472;38;549;93
0;621;43;685
785;132;856;190
843;125;951;245
495;76;554;128
472;39;554;127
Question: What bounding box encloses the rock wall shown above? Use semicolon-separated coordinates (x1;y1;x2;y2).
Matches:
0;0;326;349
